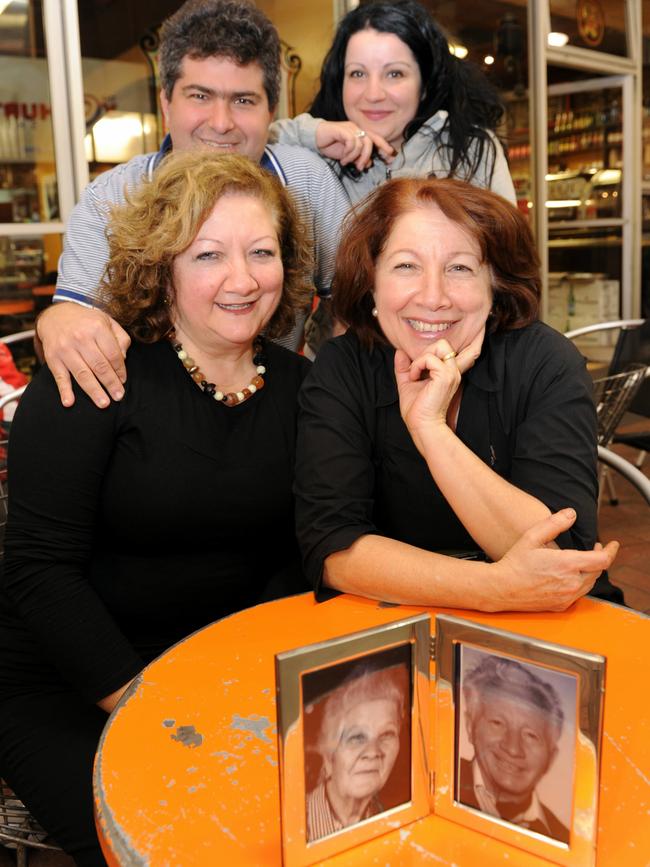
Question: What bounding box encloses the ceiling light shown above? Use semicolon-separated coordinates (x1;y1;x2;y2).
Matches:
449;43;468;59
484;55;495;66
545;199;582;208
548;32;569;47
594;169;622;184
91;113;146;163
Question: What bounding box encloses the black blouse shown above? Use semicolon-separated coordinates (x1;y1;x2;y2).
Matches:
295;322;598;594
1;339;310;702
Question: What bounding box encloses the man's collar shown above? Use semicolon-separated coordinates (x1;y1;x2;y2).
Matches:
471;757;500;817
260;147;287;185
152;134;173;171
470;758;547;827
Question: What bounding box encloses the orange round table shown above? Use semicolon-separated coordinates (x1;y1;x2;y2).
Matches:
94;594;650;866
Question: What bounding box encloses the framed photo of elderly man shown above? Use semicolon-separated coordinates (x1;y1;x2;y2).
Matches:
434;615;606;867
275;614;431;867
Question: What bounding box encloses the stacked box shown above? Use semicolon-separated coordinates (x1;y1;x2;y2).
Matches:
567;276;619;345
546;273;571;334
544;274;620;346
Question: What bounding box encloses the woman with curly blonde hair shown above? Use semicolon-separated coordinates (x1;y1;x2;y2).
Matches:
0;150;312;866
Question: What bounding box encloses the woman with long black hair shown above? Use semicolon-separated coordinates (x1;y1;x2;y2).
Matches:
271;0;515;204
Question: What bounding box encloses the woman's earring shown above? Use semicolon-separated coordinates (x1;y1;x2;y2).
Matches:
371;307;378;318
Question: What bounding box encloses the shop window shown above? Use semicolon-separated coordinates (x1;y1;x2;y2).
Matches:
0;1;59;225
550;0;629;58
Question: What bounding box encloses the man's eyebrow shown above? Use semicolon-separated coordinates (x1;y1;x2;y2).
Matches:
180;84;261;99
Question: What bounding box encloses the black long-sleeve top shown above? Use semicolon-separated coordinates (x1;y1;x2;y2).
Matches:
295;322;598;594
0;339;310;702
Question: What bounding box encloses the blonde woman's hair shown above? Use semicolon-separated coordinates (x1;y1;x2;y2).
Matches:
103;150;313;342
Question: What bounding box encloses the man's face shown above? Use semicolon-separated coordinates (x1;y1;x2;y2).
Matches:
160;55;273;162
468;694;557;803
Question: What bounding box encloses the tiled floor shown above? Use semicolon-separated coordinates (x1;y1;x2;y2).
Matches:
0;425;647;867
0;847;73;866
597;424;650;614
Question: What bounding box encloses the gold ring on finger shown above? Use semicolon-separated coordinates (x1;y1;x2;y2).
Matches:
442;351;457;362
354;130;366;138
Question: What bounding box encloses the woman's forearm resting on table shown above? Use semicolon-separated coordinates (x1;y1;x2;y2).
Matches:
323;511;618;613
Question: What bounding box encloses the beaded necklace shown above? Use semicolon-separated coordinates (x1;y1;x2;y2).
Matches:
170;332;267;407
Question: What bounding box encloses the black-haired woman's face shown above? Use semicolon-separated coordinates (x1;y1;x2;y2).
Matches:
342;28;421;150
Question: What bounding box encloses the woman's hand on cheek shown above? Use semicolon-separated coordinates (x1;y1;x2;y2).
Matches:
394;343;461;450
455;325;485;375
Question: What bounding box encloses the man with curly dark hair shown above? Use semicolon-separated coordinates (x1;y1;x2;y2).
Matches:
37;0;349;409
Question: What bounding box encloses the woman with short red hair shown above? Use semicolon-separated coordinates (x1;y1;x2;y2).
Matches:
295;177;619;612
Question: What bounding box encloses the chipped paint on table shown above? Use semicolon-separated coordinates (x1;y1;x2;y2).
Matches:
94;594;650;866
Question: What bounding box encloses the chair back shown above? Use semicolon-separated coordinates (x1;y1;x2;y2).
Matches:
607;319;650;418
0;329;35;346
0;386;27;556
593;365;647;446
597;445;650;506
0;334;59;853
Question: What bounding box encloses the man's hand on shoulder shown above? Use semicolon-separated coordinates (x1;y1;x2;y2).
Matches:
36;302;130;409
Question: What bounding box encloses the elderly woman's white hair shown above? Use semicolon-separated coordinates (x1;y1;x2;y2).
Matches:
463;655;564;742
315;663;409;772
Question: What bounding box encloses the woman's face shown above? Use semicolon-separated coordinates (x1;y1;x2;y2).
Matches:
171;193;283;352
373;204;492;361
326;698;400;803
342;28;422;150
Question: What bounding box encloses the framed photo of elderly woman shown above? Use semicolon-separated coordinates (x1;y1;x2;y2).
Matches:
434;614;606;867
275;613;431;867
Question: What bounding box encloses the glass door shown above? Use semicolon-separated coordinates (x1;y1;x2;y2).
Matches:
545;74;626;350
0;0;71;336
528;0;641;331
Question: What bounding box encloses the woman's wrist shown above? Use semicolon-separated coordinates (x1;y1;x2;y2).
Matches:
409;417;455;459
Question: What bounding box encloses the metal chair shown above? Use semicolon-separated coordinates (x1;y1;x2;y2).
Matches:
597;445;650;507
0;333;64;865
564;319;645;343
0;329;36;532
0;779;61;867
0;387;27;557
0;331;35;348
592;365;648;507
606;320;650;471
0;329;33;555
593;365;647;446
0;387;53;867
566;320;650;504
